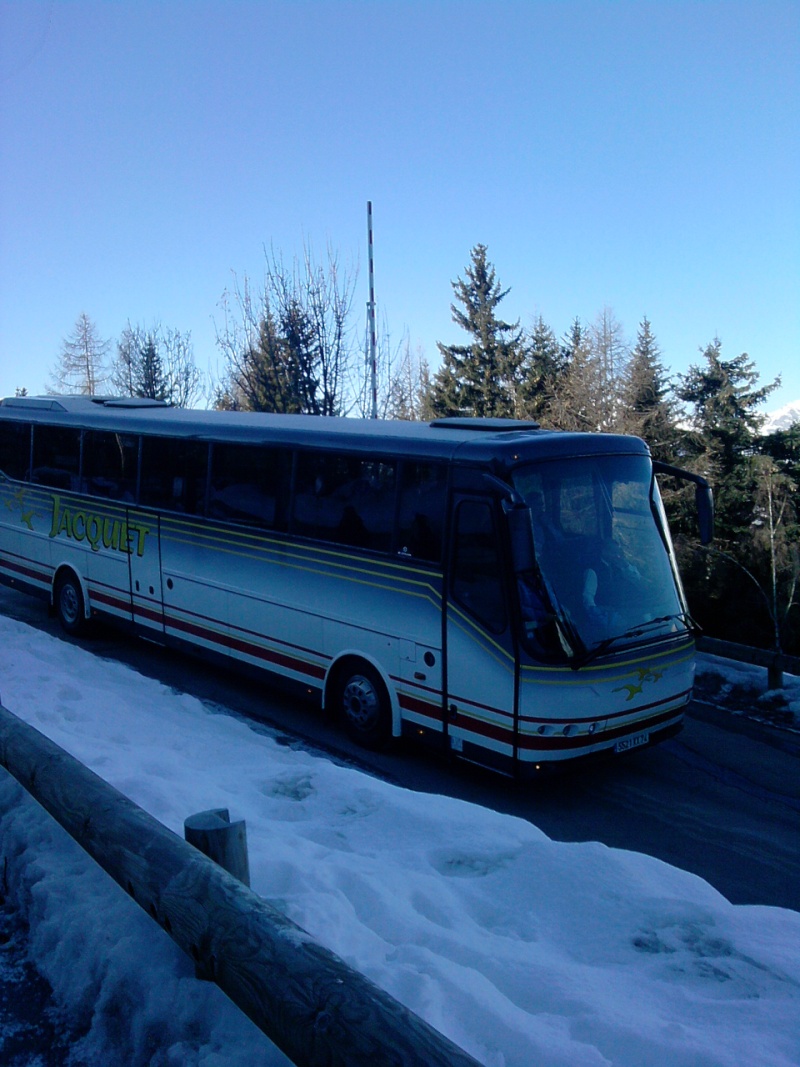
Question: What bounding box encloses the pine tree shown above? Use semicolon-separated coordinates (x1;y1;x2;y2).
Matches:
675;339;782;645
517;315;566;422
112;323;200;406
678;338;779;520
49;313;110;395
678;337;776;471
547;317;598;431
215;243;357;416
431;245;523;418
138;336;169;401
621;317;680;461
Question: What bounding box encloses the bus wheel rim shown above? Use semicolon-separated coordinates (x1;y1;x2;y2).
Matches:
342;675;379;728
60;583;80;624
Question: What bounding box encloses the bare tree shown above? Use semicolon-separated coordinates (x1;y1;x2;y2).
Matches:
587;306;629;431
162;326;204;408
111;322;203;407
49;313;110;395
384;339;433;421
216;242;359;415
351;311;421;420
751;456;799;653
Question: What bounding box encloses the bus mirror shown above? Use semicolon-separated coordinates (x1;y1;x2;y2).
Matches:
696;482;714;545
653;460;714;545
506;506;535;574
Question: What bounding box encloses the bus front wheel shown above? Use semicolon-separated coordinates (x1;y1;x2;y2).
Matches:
335;662;392;750
54;571;87;637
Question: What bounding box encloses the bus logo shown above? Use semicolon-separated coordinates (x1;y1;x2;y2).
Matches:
49;495;150;557
613;668;664;702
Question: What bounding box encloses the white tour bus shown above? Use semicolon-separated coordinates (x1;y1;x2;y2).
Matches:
0;395;713;776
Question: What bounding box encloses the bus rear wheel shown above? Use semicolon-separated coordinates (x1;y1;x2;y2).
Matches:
54;571;87;637
335;662;392;750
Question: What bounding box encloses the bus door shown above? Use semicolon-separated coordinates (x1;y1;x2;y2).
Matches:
445;495;518;769
125;508;164;636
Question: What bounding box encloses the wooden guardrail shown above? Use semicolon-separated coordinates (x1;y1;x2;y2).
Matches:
0;703;481;1067
697;636;800;689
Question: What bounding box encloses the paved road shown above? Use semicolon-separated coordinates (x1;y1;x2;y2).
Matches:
2;583;798;912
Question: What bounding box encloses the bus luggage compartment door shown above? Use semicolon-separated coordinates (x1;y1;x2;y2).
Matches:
126;509;164;636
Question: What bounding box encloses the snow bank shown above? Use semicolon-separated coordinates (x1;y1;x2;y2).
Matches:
1;617;798;1067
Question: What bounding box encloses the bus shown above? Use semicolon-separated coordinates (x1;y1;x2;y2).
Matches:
0;395;713;776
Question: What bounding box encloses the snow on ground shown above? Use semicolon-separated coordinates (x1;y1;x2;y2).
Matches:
696;651;800;730
0;615;799;1067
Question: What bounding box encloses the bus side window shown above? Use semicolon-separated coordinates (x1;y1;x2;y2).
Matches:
81;431;138;500
450;499;507;634
31;425;81;491
292;453;396;552
0;421;32;480
396;462;446;562
208;443;288;529
140;437;209;514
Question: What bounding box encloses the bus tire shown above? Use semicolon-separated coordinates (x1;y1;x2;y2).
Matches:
54;570;87;637
334;661;392;750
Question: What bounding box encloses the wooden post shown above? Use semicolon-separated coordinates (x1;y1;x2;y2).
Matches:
184;808;251;981
767;657;784;691
184;808;250;887
0;703;482;1067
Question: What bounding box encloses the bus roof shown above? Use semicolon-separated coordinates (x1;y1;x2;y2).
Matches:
0;395;650;465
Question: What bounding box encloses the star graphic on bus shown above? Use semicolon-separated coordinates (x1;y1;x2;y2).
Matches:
9;487;36;530
6;487;26;511
613;668;665;702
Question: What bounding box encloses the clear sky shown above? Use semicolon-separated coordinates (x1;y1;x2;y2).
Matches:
1;0;798;410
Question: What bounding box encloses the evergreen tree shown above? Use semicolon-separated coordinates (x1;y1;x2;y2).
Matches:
547;317;598;431
761;424;800;488
216;243;357;416
112;323;200;406
138;336;169;401
219;304;317;414
621;317;680;461
674;339;782;646
49;313;110;395
677;338;779;537
431;245;523;418
679;339;775;457
517;315;566;422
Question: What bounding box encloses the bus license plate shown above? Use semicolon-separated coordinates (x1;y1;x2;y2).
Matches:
615;731;649;754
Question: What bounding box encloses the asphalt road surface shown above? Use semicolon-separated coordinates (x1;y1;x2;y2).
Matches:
1;583;798;913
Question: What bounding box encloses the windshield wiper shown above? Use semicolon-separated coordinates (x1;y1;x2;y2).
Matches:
576;612;699;668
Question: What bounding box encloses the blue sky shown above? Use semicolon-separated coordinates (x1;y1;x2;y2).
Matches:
1;0;798;410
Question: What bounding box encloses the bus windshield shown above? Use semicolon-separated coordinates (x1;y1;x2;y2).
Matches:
512;454;688;661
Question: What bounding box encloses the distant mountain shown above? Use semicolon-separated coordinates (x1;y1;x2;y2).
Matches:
762;400;800;433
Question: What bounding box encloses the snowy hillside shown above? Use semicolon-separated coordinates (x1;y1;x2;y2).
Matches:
762;399;800;433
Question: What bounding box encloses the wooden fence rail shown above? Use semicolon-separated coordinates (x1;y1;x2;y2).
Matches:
697;636;800;689
0;702;481;1067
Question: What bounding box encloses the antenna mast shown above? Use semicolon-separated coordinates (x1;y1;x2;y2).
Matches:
367;201;378;419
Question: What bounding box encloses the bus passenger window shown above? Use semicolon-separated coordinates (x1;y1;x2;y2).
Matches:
292;453;396;551
32;425;81;490
140;437;209;514
0;421;32;480
81;431;138;500
208;443;289;529
396;462;446;562
451;500;507;634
